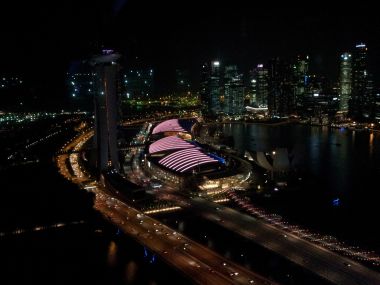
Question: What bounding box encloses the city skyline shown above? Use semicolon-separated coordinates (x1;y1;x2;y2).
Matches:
2;42;378;112
2;1;380;108
2;2;380;284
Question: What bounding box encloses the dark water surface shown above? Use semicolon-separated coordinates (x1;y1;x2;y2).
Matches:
222;123;380;251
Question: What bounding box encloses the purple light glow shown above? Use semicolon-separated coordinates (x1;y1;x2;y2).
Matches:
149;136;194;154
158;148;217;172
102;49;114;55
159;148;201;166
152;119;186;134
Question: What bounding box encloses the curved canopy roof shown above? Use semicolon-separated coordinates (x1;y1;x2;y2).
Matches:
149;136;195;154
158;148;218;173
152;118;196;135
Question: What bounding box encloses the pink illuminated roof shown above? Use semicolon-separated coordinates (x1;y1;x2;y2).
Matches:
158;148;218;173
152;119;186;134
149;136;195;154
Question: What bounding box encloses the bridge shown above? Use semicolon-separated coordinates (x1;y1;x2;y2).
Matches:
56;127;276;285
56;120;380;285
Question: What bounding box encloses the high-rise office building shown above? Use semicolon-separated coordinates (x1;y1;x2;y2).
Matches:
349;43;373;120
210;61;222;115
91;50;120;173
200;63;210;115
293;55;309;113
268;58;295;117
246;70;257;106
366;75;375;118
201;61;223;115
223;65;245;115
374;91;380;122
255;64;269;108
339;53;352;112
301;75;339;119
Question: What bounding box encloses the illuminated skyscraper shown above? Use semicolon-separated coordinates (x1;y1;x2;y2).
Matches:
339;53;352;112
209;61;222;115
255;64;269;108
91;50;120;173
349;43;373;120
246;70;257;106
199;61;222;116
200;63;210;115
374;91;380;122
293;55;309;113
223;65;244;115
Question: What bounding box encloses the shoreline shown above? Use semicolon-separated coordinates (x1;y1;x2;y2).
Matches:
216;120;380;132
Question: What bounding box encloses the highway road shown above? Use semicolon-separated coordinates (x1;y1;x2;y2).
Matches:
121;127;380;285
57;121;380;285
56;128;276;285
94;190;276;285
122;133;380;284
172;195;380;285
56;130;93;184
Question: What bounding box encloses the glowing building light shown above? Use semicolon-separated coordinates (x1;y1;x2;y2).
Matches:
152;119;186;134
158;147;218;172
149;135;194;154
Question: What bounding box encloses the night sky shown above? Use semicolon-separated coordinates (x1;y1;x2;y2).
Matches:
1;0;380;107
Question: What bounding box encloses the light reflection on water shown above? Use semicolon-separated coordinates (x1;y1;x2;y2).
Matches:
222;123;380;196
125;261;138;284
221;123;380;248
107;240;118;267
